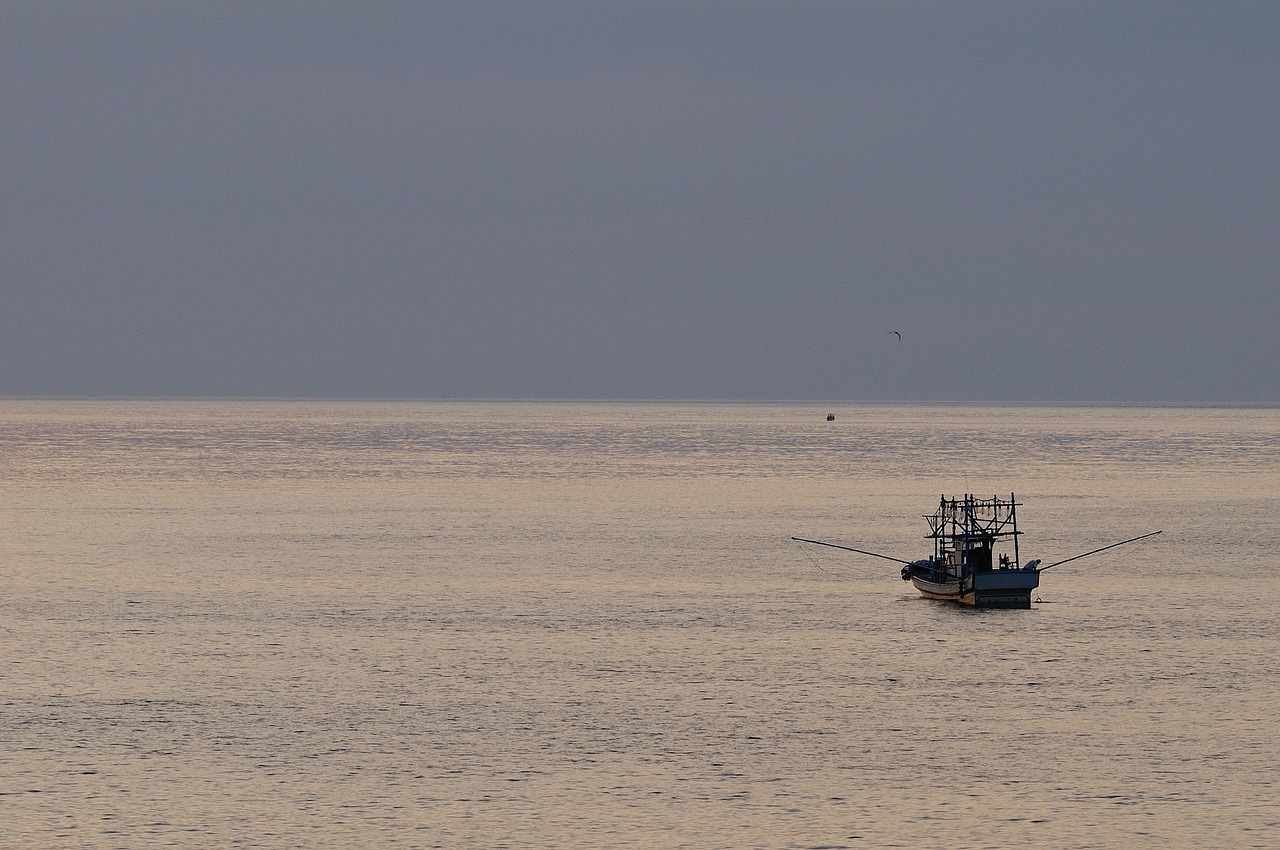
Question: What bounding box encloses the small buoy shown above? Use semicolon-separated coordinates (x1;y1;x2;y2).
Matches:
826;413;835;421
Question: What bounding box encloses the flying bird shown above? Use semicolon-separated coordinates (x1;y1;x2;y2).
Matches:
888;331;901;340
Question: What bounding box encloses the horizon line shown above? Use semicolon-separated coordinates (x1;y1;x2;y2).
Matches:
1;395;1275;410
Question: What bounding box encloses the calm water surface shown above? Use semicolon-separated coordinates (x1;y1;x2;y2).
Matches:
1;401;1277;849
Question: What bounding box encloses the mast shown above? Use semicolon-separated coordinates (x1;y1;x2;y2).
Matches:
1010;491;1020;568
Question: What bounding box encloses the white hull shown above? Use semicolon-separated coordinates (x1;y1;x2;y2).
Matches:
910;569;1040;608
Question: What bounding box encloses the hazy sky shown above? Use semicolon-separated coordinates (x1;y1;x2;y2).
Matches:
3;2;1276;402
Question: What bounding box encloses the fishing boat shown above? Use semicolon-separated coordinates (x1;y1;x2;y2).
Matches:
793;493;1160;609
903;493;1038;607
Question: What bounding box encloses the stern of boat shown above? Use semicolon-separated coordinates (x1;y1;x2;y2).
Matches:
963;568;1041;608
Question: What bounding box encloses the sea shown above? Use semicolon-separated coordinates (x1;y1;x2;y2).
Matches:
1;400;1277;849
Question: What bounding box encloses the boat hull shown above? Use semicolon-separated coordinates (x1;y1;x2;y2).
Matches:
911;569;1040;609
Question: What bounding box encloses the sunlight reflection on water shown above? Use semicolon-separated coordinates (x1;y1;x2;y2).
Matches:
1;401;1277;848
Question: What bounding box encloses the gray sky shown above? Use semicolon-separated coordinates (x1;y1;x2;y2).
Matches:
3;2;1277;402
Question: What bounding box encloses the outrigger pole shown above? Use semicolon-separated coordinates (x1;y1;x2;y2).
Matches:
790;537;911;565
1037;530;1163;572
